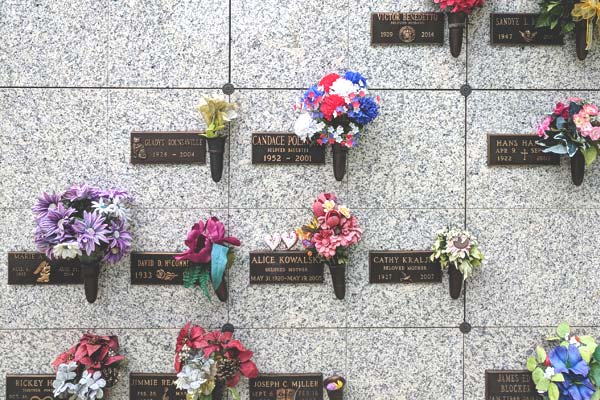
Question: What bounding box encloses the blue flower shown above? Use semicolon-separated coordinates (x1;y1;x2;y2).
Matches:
549;345;590;377
301;84;324;109
343;71;367;87
557;374;596;400
348;96;380;126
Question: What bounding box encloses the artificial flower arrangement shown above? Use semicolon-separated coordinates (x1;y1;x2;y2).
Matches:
324;375;346;400
33;185;133;303
175;217;240;303
430;227;484;299
536;0;600;60
197;95;238;183
537;98;600;186
174;323;258;400
293;71;381;181
526;322;600;400
433;0;485;57
297;193;362;300
52;334;126;400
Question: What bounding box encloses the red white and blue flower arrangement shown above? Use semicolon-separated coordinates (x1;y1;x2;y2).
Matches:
32;185;133;303
293;71;381;181
527;322;600;400
536;98;600;186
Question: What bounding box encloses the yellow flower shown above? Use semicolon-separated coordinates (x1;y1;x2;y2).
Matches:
572;0;600;49
198;95;238;138
338;205;351;218
323;200;336;211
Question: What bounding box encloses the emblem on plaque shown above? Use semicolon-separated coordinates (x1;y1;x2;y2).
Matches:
131;136;147;160
33;260;51;283
519;30;538;43
400;25;416;43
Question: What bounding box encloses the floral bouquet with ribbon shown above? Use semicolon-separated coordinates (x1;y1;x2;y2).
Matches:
527;322;600;400
536;0;600;59
430;227;483;299
174;323;258;400
433;0;485;57
175;217;240;302
297;193;362;299
32;185;133;303
537;98;600;185
52;334;126;400
293;71;380;180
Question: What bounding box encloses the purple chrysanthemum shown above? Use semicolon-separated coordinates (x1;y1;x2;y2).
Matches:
72;211;109;256
97;188;132;202
62;184;99;202
38;203;76;242
34;227;56;258
32;192;63;220
104;220;132;263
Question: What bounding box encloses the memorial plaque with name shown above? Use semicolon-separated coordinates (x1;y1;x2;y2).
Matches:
7;252;82;285
487;134;561;166
129;373;185;400
371;12;444;45
249;251;324;284
252;133;325;165
249;373;323;400
491;13;564;45
130;131;206;165
485;370;539;400
369;251;442;284
6;374;54;400
130;252;192;285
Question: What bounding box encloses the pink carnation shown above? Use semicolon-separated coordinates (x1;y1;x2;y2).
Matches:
314;230;340;258
434;0;485;14
583;104;599;116
589;127;600;141
537;116;552;138
339;216;362;247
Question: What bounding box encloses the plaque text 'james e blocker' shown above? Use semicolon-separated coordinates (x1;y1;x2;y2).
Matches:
369;251;442;284
485;370;539;400
371;12;444;45
491;13;564;45
251;133;325;165
6;374;54;400
130;252;190;285
249;374;323;400
130;131;206;164
487;134;560;166
8;252;82;285
249;251;324;284
129;373;185;400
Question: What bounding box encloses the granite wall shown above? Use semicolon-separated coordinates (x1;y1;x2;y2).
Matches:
1;0;599;399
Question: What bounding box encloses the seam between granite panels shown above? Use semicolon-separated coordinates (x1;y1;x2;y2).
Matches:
106;0;110;87
0;86;224;90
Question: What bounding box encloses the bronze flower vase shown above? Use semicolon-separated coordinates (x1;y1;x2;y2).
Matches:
206;137;226;183
212;380;226;400
571;150;585;186
81;260;101;304
214;278;228;303
324;376;346;400
332;143;347;181
448;264;463;300
327;262;346;300
448;12;467;58
575;21;589;61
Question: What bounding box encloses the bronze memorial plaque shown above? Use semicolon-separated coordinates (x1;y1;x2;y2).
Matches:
249;251;324;284
6;374;54;400
251;133;325;165
130;252;190;285
487;134;561;166
7;252;82;285
249;373;323;400
369;251;442;284
371;12;444;45
485;370;539;400
129;373;185;400
491;13;564;45
130;131;206;164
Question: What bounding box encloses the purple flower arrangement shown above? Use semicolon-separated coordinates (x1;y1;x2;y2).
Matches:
33;185;133;264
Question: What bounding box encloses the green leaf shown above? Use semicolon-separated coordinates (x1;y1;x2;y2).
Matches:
557;322;570;339
583;146;598;166
591;364;600;386
183;265;201;288
527;356;538;372
532;367;545;384
581;346;593;363
226;248;236;270
229;388;241;400
536;377;550;392
594;345;600;362
536;346;547;363
199;269;212;301
592;391;600;400
211;243;229;290
549;382;559;400
579;335;597;346
551;373;564;383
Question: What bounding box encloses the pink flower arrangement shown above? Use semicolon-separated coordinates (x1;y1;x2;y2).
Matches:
297;193;362;263
434;0;485;14
536;99;600;163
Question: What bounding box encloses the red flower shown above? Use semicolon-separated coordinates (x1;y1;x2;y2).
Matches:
323;209;342;228
312;193;337;217
175;323;207;372
73;334;124;371
175;217;240;264
320;95;346;121
52;345;78;371
222;339;259;387
554;102;568;117
318;73;340;93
